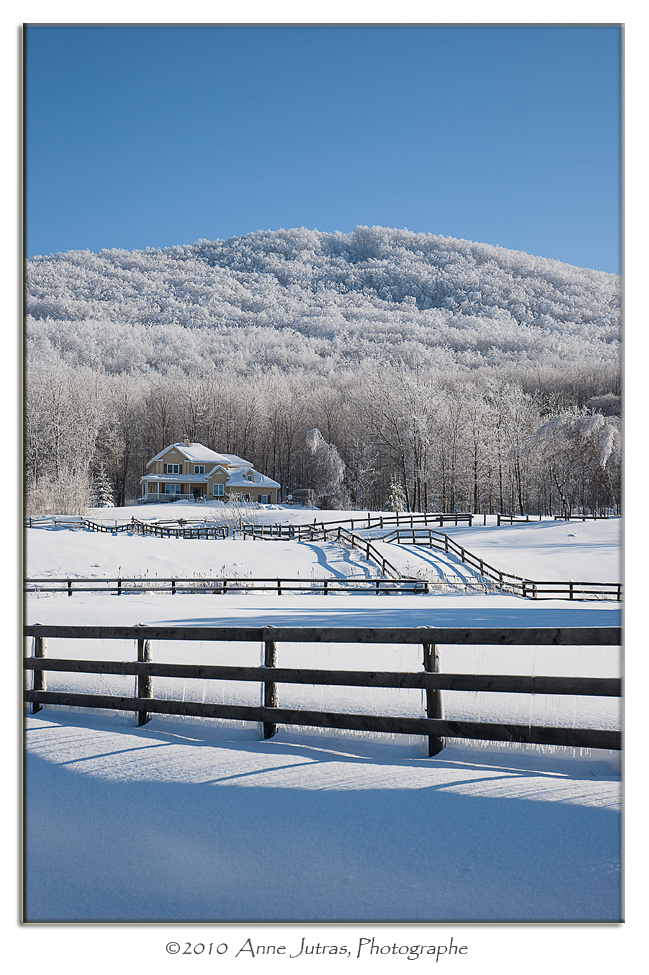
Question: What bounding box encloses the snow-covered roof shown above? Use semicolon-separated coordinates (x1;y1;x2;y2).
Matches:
226;466;281;489
221;453;251;467
147;442;233;467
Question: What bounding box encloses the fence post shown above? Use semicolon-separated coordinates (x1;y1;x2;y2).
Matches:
263;630;278;739
67;580;72;597
32;632;47;714
423;641;444;757
137;634;152;727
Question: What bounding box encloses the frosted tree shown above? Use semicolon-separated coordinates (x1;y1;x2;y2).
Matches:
91;467;115;507
385;475;406;512
25;363;106;515
305;427;346;505
519;410;621;516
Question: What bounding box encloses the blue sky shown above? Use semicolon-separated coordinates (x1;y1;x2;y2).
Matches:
24;24;621;272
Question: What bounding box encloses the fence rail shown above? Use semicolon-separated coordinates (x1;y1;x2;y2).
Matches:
24;623;621;756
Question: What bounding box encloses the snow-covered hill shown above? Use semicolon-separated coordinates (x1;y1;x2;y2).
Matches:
26;226;620;374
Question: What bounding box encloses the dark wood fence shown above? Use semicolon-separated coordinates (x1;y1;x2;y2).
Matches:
24;511;473;534
25;576;431;596
24;624;621;756
380;528;622;601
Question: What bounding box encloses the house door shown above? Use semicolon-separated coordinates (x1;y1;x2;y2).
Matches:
192;487;203;500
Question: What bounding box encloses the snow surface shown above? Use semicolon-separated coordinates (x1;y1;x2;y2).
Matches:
23;512;622;924
25;711;620;924
27;511;622;583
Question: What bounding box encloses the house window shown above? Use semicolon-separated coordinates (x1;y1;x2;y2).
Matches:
165;464;180;474
164;483;182;494
260;495;269;504
194;465;205;475
245;474;254;481
213;483;224;496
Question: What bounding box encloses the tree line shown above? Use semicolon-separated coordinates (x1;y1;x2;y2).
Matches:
25;359;620;517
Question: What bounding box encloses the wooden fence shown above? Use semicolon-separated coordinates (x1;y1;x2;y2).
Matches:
25;522;622;601
24;511;473;534
25;576;432;596
24;514;621;601
24;623;621;756
380;528;622;601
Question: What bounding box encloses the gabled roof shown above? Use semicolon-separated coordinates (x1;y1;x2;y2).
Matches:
226;465;281;489
147;442;233;467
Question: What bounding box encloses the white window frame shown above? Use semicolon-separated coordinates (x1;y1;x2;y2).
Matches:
164;482;182;494
166;463;180;474
213;483;224;496
194;465;205;475
260;495;269;504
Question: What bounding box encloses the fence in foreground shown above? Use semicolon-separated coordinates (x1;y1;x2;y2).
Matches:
24;624;621;757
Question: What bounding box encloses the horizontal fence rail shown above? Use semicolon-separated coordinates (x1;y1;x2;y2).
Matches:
24;624;622;755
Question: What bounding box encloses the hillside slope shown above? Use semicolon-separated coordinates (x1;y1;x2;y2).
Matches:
26;226;620;375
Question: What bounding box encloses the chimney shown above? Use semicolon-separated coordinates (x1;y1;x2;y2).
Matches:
184;438;190;447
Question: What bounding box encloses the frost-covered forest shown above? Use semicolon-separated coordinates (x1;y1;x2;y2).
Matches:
25;226;621;516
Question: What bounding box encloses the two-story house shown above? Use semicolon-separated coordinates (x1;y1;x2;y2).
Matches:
139;440;280;504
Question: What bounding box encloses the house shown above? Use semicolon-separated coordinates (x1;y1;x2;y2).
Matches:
139;440;280;504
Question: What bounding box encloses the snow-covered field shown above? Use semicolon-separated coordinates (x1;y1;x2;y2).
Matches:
24;510;623;928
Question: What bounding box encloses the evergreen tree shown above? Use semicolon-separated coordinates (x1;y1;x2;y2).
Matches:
385;475;406;512
91;467;115;507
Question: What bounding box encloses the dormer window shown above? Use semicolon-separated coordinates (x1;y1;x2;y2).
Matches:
245;473;254;481
194;465;205;475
